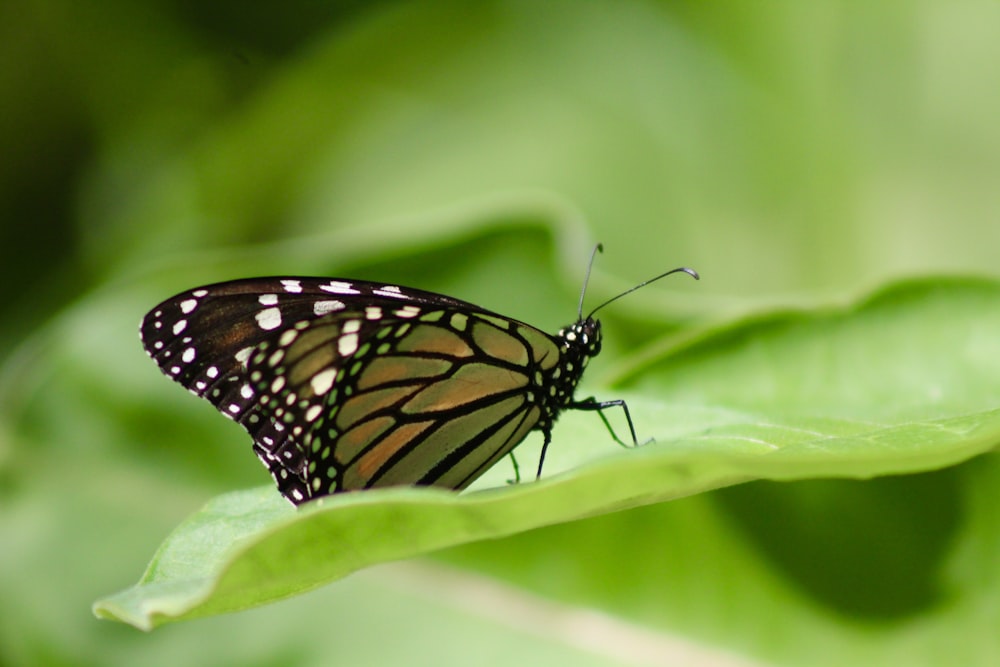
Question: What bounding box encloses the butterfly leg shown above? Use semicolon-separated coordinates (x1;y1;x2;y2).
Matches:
535;427;553;479
569;397;643;448
506;451;521;485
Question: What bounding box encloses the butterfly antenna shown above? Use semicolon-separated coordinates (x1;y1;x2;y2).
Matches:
586;266;699;320
577;243;604;320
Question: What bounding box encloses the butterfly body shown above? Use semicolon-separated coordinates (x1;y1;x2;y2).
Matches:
141;277;606;504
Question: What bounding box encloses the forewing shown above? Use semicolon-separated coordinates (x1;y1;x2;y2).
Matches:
140;277;487;500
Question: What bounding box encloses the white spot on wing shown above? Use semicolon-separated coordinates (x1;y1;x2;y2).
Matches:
338;333;358;356
259;294;279;306
181;347;196;363
206;366;219;379
235;346;253;365
179;299;198;314
314;300;345;315
240;384;254;399
310;368;337;395
305;405;323;422
281;279;303;293
256;307;282;330
320;281;359;295
172;319;187;335
342;320;361;334
374;285;407;298
395;305;420;318
192;290;208;297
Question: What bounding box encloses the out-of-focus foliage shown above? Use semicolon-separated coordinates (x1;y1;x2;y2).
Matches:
3;1;1000;665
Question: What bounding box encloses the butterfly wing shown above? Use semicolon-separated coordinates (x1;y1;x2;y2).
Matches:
140;277;562;503
247;306;562;500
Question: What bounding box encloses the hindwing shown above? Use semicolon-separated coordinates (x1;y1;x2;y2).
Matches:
247;306;563;501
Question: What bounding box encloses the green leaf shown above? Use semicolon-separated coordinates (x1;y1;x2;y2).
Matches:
94;277;1000;629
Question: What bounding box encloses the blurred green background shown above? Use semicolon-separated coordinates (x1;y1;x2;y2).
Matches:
3;1;1000;665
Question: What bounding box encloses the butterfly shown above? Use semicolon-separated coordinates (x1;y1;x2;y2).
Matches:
140;246;698;505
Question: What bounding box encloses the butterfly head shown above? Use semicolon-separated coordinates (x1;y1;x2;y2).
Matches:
556;317;602;367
